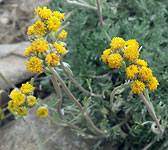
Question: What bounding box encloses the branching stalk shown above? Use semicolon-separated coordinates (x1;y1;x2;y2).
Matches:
66;0;97;10
139;93;163;135
49;67;107;134
51;76;63;119
96;0;104;27
60;59;102;98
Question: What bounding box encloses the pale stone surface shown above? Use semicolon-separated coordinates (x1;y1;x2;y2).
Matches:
0;55;33;89
0;96;92;150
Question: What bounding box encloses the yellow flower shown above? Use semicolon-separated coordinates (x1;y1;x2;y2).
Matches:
148;77;159;91
27;26;34;35
31;39;49;54
47;16;60;32
26;56;43;73
21;82;35;94
110;37;126;51
37;107;48;118
58;30;67;40
24;46;34;57
101;49;111;64
131;80;145;94
53;42;66;55
126;39;139;49
27;96;37;106
139;66;153;81
108;53;123;69
135;59;148;67
32;20;46;36
8;100;17;112
16;107;27;116
46;53;60;66
9;89;25;106
53;11;65;20
35;6;52;19
124;46;139;61
126;65;138;79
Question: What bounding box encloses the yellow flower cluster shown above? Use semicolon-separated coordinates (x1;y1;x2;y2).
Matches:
102;37;159;94
27;6;66;36
8;82;36;116
53;42;67;55
25;7;68;74
8;82;48;118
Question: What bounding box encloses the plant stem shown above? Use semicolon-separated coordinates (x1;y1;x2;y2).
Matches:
96;0;104;27
66;0;97;10
139;93;163;135
51;76;63;119
49;67;107;134
60;59;102;98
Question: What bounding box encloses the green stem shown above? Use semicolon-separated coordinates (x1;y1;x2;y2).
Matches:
60;59;102;98
139;93;163;135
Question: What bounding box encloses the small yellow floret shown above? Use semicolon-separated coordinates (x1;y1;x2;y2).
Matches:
32;20;46;36
135;59;148;67
131;80;145;94
8;100;17;112
47;16;60;32
35;6;52;19
53;11;65;20
110;37;126;51
126;65;138;79
27;26;34;35
24;46;33;57
58;30;67;40
31;39;49;54
37;107;48;118
53;43;66;55
27;96;37;106
101;49;111;64
126;39;139;49
108;53;123;69
148;77;159;91
9;89;25;106
139;66;153;81
21;82;35;94
46;53;60;66
124;46;139;61
16;107;27;116
26;56;43;73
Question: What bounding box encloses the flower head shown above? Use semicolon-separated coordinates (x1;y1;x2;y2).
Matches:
32;20;46;36
110;37;125;51
126;65;138;79
101;49;111;64
53;11;65;20
58;30;67;40
27;96;37;106
46;53;60;66
124;46;139;61
8;100;17;112
21;82;35;94
37;107;48;118
135;59;148;67
35;6;52;19
53;42;66;55
31;39;49;54
126;39;139;49
139;66;153;81
131;80;145;94
26;56;43;73
148;77;159;91
24;46;34;57
16;107;27;116
47;16;60;32
9;89;25;106
108;53;123;69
